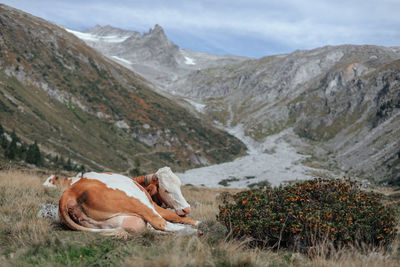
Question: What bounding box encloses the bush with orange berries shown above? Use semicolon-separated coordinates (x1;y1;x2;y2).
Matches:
217;178;396;251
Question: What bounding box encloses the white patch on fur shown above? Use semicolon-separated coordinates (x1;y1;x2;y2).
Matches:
156;167;190;215
82;172;160;217
43;175;56;188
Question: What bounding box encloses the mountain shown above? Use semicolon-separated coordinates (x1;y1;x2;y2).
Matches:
0;4;246;172
170;45;400;184
66;25;248;89
67;23;400;184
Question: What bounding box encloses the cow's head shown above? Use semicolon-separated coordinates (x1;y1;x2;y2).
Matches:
43;175;80;190
43;175;58;188
152;167;191;216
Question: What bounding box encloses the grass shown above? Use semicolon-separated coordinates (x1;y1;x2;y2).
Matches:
1;170;400;266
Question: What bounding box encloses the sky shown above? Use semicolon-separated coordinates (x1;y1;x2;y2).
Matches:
2;0;400;58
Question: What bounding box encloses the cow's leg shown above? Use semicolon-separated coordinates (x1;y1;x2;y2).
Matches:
68;201;147;232
154;205;199;226
121;216;146;232
67;199;105;229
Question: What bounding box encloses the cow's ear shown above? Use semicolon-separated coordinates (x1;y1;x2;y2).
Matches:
146;184;158;196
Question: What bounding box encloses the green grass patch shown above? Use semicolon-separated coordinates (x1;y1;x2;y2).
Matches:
21;238;126;266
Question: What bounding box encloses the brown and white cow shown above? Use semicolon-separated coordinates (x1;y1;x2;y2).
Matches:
58;167;199;235
44;169;191;216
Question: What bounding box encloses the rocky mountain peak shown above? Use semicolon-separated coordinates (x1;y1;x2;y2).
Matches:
145;24;171;46
149;24;165;35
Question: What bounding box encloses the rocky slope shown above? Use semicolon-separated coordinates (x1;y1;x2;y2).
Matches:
0;4;246;172
171;45;400;184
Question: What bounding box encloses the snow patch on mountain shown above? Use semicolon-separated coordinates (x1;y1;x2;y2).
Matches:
184;56;196;65
66;29;130;43
177;127;322;188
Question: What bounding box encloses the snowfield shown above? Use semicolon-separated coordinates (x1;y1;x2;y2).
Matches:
66;29;130;43
177;126;324;188
184;56;196;65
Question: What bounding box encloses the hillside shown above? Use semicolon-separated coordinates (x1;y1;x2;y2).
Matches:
170;45;400;184
0;4;246;172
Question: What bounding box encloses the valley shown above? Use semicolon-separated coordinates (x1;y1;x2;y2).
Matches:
69;25;400;186
0;4;399;187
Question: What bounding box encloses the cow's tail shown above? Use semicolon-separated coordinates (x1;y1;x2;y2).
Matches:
58;191;116;234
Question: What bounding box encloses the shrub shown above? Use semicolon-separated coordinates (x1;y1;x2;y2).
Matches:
218;177;240;187
0;122;7;149
25;141;42;166
5;131;19;159
217;178;397;251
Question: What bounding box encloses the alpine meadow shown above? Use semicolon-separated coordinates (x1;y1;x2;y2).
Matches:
1;3;400;267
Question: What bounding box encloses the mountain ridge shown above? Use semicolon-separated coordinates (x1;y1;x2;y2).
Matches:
67;24;249;89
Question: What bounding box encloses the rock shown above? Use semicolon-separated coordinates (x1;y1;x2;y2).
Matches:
37;204;59;221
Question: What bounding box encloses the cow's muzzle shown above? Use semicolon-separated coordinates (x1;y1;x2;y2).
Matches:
178;206;191;217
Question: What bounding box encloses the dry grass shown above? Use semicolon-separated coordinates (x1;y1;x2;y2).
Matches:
0;170;400;266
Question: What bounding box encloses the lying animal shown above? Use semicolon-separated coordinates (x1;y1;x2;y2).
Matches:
44;170;191;216
58;167;199;234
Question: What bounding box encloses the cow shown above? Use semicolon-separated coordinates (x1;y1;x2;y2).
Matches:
43;170;191;216
58;167;200;235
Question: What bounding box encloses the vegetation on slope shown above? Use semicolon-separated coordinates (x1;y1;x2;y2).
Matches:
0;121;86;172
0;4;246;173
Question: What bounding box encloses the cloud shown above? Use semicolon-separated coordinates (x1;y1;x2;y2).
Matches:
2;0;400;57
